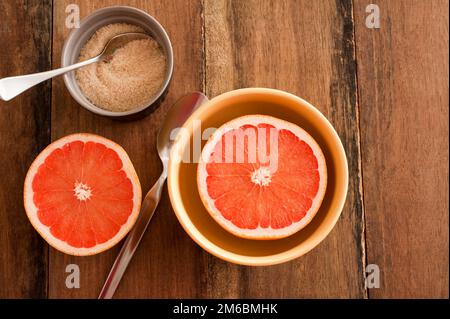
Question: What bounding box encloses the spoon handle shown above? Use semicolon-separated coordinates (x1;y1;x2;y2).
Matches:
98;173;166;299
0;56;100;101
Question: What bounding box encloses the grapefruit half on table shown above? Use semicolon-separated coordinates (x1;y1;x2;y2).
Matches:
197;115;327;240
24;133;142;256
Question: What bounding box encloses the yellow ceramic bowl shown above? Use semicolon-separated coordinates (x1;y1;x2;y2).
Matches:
167;88;348;266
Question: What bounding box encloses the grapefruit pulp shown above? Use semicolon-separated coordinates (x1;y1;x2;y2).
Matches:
24;133;142;256
197;115;327;239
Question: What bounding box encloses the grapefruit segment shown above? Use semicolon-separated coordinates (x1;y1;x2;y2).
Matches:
197;115;327;239
24;133;142;256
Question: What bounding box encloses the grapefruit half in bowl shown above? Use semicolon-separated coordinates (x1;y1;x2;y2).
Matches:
167;88;348;266
23;133;142;256
197;115;327;240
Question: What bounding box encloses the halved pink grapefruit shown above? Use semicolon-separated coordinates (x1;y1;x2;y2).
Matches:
24;133;142;256
197;115;327;239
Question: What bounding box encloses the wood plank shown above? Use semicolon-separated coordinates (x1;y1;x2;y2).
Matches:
49;0;205;298
354;0;449;298
0;0;51;298
204;0;366;298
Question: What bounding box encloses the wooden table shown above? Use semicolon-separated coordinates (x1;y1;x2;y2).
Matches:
0;0;448;299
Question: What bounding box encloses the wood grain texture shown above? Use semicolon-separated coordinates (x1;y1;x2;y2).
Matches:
204;0;366;298
354;0;449;298
49;0;205;298
0;0;51;298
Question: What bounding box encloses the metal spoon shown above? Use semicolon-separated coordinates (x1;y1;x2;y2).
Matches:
98;92;208;299
0;32;150;101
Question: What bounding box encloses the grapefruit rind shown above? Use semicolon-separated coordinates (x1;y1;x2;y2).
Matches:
197;115;327;240
23;133;142;256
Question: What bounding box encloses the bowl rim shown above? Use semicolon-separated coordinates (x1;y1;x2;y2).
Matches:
61;5;174;117
167;88;349;266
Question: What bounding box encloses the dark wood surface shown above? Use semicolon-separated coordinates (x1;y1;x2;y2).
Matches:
0;0;448;298
354;0;449;298
204;0;365;298
0;0;51;298
49;0;205;298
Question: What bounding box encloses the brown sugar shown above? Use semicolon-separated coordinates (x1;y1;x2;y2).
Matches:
75;23;167;112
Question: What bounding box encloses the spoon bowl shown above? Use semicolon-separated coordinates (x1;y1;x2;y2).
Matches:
99;32;151;60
